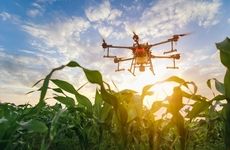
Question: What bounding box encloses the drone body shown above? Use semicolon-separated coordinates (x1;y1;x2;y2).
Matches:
102;32;188;76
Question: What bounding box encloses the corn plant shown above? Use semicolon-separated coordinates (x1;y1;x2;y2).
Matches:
216;37;230;150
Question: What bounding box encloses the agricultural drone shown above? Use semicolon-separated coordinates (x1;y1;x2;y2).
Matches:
102;32;189;76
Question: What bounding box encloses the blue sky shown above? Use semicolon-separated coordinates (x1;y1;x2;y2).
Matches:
0;0;230;105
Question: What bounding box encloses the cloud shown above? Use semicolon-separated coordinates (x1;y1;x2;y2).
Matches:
0;12;11;21
27;2;44;17
85;1;111;22
27;9;42;17
20;15;110;88
125;0;221;38
36;0;56;4
0;11;19;23
98;26;113;38
22;17;90;59
228;18;230;24
85;0;122;22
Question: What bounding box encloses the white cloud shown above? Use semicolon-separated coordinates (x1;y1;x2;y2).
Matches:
228;18;230;24
35;0;56;4
85;0;122;22
1;16;95;102
98;26;113;38
125;0;221;38
0;11;20;23
32;2;42;9
22;17;90;59
108;9;122;21
27;2;44;17
27;9;42;17
0;12;11;21
85;1;111;22
0;11;20;24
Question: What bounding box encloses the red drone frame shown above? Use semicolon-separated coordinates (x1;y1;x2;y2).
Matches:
102;32;189;76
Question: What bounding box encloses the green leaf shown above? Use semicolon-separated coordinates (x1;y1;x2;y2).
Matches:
83;68;103;85
164;76;188;88
225;70;230;100
142;84;153;94
94;90;103;116
216;37;230;54
54;96;75;107
216;37;230;68
66;61;81;67
182;91;207;102
50;110;64;141
207;78;225;95
52;88;65;94
39;74;51;102
100;86;118;108
20;120;48;133
0;117;8;124
100;103;113;122
38;64;65;103
75;92;92;111
51;79;77;94
117;104;128;125
186;101;210;119
127;103;138;123
151;101;167;113
172;113;186;150
211;95;226;101
141;84;153;101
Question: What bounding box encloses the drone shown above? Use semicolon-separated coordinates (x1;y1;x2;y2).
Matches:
102;32;189;76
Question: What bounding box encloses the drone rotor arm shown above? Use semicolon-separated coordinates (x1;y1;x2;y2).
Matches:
108;45;133;50
151;54;180;59
114;57;133;63
151;54;180;69
149;40;170;47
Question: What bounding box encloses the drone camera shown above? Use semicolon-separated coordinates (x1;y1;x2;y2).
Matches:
139;65;145;72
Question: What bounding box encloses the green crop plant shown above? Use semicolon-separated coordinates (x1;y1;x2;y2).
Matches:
216;37;230;150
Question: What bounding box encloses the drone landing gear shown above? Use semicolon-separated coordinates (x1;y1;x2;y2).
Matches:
114;57;125;72
139;65;145;72
103;48;117;58
149;59;155;75
167;57;179;69
115;62;125;72
128;58;136;76
128;58;155;76
163;41;177;54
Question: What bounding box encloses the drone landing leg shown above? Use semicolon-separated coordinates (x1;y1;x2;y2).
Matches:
128;58;135;76
163;41;177;54
149;59;155;75
115;61;125;72
167;58;179;69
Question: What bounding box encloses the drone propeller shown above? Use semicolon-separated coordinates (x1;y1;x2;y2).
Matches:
174;32;191;37
102;39;108;49
132;32;139;42
170;32;191;42
163;33;190;54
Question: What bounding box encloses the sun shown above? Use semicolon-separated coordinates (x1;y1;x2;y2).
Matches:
117;70;176;108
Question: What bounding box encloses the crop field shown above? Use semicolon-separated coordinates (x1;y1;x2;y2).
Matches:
0;39;229;150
